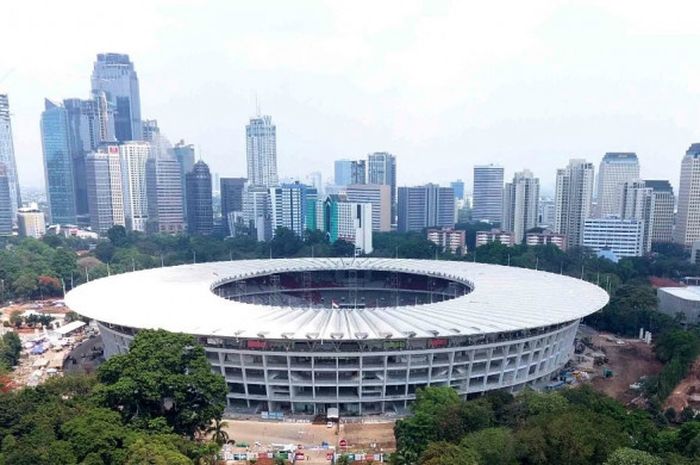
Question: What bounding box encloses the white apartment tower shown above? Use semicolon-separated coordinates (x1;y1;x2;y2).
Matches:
119;142;151;232
595;152;639;217
645;180;675;244
619;180;654;254
246;115;278;188
674;144;700;246
554;159;595;247
85;145;126;234
502;170;540;244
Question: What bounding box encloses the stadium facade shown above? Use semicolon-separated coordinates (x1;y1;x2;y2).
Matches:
65;258;608;416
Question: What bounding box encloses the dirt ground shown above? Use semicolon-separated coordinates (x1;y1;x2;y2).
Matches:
222;419;395;464
589;333;662;403
665;357;700;412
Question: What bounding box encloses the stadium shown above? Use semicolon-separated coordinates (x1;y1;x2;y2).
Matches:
65;258;608;416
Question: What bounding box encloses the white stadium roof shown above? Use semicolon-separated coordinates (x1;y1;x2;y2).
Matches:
64;258;609;341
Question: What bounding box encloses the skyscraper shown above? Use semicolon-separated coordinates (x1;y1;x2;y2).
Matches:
186;160;214;235
367;152;396;222
595;152;640;217
554;159;595;247
0;164;12;235
243;186;271;241
142;119;160;142
309;195;373;254
674;144;700;246
269;183;318;237
119;141;151;232
619;180;654;253
63;98;102;226
91;53;142;142
334;159;366;186
0;95;21;222
41;99;77;225
220;177;246;236
246;115;278;187
502;170;540;244
173;140;195;220
644;180;675;244
397;184;455;233
146;155;185;234
85;145;125;234
346;184;392;232
451;180;465;201
472;164;504;223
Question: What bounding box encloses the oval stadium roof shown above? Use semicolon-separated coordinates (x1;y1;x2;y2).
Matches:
64;258;609;341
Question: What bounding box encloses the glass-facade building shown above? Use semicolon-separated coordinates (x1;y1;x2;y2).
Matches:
91;53;142;142
186;160;214;235
0;95;21;222
41;100;77;225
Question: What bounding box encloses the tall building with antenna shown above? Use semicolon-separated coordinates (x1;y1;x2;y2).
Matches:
246;115;278;188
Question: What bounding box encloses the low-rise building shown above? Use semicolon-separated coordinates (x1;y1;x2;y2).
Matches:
525;230;567;250
475;229;514;247
427;228;466;254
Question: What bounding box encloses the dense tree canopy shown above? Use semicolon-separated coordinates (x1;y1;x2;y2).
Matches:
96;330;228;437
392;386;700;465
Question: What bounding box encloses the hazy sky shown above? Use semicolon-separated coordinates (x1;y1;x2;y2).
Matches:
4;1;700;194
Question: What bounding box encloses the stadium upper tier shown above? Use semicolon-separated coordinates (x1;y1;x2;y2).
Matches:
65;258;609;341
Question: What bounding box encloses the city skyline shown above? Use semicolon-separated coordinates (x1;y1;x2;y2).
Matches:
3;2;700;192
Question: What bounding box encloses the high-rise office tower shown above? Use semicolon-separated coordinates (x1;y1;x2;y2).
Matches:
173;140;195;219
620;180;654;253
305;171;323;195
119;141;151;232
346;184;392;232
451;180;465;200
554;159;595;247
17;207;46;239
472;164;504;224
41;99;77;225
674;144;700;246
644;180;675;244
0;163;12;235
595;152;640;217
91;53;142;142
538;198;556;229
269;183;318;237
186;160;214;235
309;195;373;254
85;145;125;234
502;170;540;244
0;95;21;221
397;184;455;233
146;155;184;234
220;177;247;236
246;115;278;187
142;119;159;142
335;159;366;186
243;186;272;241
367;152;396;222
64;98;99;226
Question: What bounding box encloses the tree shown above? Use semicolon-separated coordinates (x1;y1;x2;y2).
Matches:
418;442;479;465
603;448;662;465
460;427;518;465
0;332;22;368
96;330;227;437
125;437;191;465
206;417;229;445
107;225;129;247
61;407;128;464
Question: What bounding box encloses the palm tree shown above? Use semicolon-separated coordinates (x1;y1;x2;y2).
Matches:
206;417;230;446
